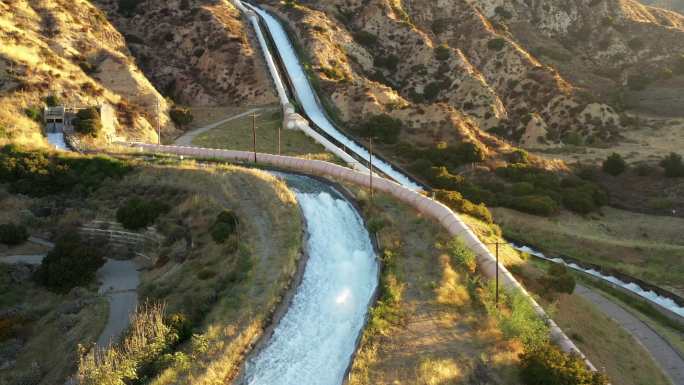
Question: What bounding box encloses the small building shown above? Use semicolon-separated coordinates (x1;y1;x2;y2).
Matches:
43;106;65;133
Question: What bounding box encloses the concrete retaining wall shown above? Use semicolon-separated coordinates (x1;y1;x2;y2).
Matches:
125;142;594;369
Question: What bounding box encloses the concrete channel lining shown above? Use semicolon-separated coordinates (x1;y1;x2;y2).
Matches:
126;142;595;370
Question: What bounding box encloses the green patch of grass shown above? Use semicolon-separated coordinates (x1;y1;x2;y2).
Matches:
191;109;333;161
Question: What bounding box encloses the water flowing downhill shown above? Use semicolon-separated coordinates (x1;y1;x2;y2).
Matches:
512;244;684;317
244;174;378;385
246;4;423;191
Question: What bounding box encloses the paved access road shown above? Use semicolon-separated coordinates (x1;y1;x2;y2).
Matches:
576;284;684;385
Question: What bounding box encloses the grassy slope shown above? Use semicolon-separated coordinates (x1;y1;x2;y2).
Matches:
191;108;335;162
493;206;684;296
117;164;304;385
553;293;672;385
343;186;522;385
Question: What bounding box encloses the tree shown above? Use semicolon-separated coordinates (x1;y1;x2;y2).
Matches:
116;198;170;230
73;107;102;137
357;114;403;144
519;343;609;385
660;152;684;178
602;153;626;176
210;210;239;243
434;45;450;61
542;263;575;296
0;223;29;245
34;232;105;292
169;107;194;128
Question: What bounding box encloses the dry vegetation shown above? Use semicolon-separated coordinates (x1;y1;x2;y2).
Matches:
0;263;108;385
101;162;303;385
493;206;684;296
343;186;523;385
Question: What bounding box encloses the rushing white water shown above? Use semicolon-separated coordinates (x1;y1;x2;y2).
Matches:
47;132;68;151
244;176;378;385
512;244;684;317
248;4;423;191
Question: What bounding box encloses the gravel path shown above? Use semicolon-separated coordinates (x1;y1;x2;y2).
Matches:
576;284;684;385
173;108;262;146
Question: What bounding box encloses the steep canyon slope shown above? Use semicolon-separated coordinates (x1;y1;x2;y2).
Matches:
260;0;684;156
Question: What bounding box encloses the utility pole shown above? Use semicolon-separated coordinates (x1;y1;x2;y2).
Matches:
484;241;503;306
251;112;259;163
156;98;161;145
277;121;282;155
369;137;374;200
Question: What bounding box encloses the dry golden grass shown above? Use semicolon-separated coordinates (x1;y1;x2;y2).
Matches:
553;293;672;385
109;163;303;385
416;357;462;385
343;186;523;385
435;254;470;307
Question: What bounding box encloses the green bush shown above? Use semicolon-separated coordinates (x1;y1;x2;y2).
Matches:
519;343;609;385
423;81;444;101
431;19;450;34
561;190;596;214
511;182;535;196
210;210;239;243
487;38;506;51
435;189;493;224
356;114;403;144
73;107;102;137
660;152;684;178
34;232;105;292
446;238;476;273
494;6;513;19
169;107;194;127
541;263;576;296
45;95;60;107
353;31;378;47
118;0;143;16
116;198;170;230
374;54;399;72
434;45;451;61
507;195;559;216
24;107;42;122
0;223;29;246
482;284;550;349
602;152;626;176
0;145;131;197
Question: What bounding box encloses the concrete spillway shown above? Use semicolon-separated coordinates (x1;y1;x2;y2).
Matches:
244;174;378;385
246;3;423;191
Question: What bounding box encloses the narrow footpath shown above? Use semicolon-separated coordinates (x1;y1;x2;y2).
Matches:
575;284;684;385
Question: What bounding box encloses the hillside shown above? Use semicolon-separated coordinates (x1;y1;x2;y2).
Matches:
0;0;171;146
0;0;276;148
641;0;684;14
91;0;277;107
260;0;684;153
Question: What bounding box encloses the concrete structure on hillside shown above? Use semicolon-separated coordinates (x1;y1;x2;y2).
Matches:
44;106;65;133
43;103;115;140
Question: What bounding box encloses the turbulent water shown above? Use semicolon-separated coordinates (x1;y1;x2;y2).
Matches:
249;4;422;191
512;244;684;317
244;175;378;385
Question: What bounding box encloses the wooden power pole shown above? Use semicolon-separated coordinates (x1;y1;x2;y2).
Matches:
251;112;259;163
